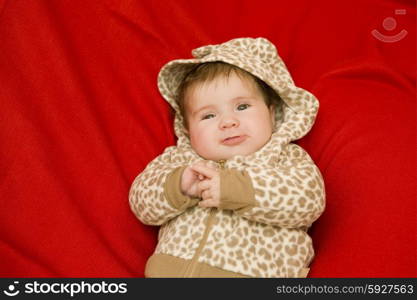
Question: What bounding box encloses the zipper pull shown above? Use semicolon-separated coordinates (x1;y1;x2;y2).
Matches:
218;159;226;170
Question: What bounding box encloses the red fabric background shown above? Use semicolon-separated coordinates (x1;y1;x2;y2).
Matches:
0;0;415;277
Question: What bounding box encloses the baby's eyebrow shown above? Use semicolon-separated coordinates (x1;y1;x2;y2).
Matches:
231;96;253;102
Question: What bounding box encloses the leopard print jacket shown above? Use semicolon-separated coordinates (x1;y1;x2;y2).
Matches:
129;37;325;277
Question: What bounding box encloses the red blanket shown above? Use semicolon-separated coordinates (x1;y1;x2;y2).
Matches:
1;0;415;277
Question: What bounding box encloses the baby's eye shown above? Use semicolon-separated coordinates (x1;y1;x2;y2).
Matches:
201;113;215;120
237;104;250;111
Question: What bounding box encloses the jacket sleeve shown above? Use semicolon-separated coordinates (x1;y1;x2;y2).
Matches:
129;146;198;226
219;143;325;228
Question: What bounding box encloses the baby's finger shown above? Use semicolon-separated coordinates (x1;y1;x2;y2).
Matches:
205;161;218;170
198;198;214;208
201;189;211;199
191;164;217;179
192;160;207;168
198;179;211;191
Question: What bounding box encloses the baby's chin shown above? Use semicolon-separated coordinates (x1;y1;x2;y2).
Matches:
196;139;273;161
198;148;256;162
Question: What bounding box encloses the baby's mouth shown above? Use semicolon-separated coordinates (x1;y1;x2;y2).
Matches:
221;135;247;146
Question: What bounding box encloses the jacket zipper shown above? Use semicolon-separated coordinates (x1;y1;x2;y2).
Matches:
218;159;226;169
183;159;226;277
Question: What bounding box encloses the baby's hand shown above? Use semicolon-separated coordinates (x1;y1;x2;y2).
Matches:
180;161;208;198
190;163;220;208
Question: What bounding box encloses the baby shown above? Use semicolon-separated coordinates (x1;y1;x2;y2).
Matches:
129;37;325;277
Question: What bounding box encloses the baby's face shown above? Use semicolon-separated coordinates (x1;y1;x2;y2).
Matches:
184;73;275;161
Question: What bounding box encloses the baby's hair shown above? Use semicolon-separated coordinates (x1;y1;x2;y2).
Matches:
176;61;282;127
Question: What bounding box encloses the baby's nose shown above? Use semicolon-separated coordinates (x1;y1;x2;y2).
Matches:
220;116;239;129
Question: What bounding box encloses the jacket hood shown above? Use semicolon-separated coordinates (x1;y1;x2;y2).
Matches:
157;37;319;151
